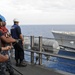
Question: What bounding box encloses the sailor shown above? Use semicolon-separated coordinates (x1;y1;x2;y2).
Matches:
11;18;27;67
0;18;11;75
0;15;17;75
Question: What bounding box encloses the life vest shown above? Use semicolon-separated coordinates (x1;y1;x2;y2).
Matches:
0;26;8;35
0;26;9;47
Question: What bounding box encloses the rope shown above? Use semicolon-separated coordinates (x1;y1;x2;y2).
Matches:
8;63;23;75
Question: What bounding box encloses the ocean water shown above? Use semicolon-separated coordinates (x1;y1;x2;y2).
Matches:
7;25;75;38
7;25;75;74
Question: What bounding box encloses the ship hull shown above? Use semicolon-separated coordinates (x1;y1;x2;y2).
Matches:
52;31;75;49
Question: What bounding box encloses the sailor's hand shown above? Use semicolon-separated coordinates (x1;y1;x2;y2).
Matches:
22;40;24;45
5;32;11;38
15;39;19;43
5;46;12;50
2;46;12;51
5;54;9;59
0;54;9;62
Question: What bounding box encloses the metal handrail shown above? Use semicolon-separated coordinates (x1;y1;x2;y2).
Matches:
25;49;75;61
25;51;75;67
23;35;75;41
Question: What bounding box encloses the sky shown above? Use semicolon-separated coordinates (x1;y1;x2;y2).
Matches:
0;0;75;25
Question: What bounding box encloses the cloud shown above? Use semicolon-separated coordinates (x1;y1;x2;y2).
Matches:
0;0;75;25
11;0;75;11
1;0;75;13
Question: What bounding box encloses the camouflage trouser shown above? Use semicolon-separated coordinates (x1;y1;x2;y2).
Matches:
0;51;14;74
0;62;6;75
5;58;14;74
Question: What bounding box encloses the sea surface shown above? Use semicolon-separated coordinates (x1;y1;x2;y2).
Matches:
7;25;75;74
7;25;75;38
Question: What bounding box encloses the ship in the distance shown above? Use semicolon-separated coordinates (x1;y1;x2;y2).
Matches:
52;30;75;49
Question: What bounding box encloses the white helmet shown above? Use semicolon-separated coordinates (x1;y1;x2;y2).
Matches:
13;18;19;22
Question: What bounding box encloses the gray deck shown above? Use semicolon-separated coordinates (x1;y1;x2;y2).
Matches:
5;58;74;75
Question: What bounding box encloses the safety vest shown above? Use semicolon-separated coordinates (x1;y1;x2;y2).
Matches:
0;26;8;35
0;26;8;47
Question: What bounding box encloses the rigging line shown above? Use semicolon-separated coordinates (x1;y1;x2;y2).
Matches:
8;63;23;75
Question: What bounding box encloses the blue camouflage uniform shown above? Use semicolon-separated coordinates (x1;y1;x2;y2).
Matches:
0;31;6;75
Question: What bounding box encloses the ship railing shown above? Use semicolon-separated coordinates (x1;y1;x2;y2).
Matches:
10;36;75;72
23;35;75;53
22;36;75;65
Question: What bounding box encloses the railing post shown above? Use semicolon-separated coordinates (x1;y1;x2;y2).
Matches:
39;36;42;65
30;36;34;64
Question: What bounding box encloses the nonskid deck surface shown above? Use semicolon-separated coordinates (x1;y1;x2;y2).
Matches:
5;58;74;75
